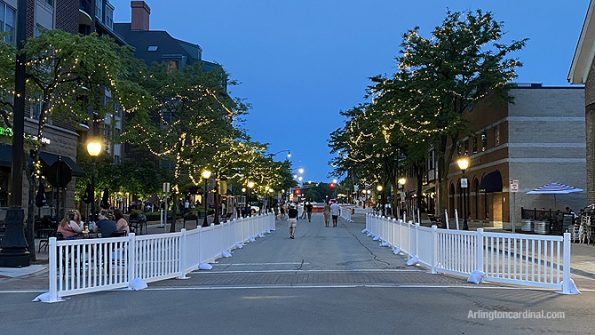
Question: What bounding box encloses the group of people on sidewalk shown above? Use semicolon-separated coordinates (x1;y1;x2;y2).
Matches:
277;201;341;239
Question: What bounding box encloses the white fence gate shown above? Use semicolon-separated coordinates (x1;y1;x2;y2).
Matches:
46;214;276;302
365;214;575;293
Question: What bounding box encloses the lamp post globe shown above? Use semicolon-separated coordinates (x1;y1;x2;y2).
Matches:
201;169;212;227
246;181;255;216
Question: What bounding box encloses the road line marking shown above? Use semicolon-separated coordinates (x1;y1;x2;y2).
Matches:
141;285;595;292
196;269;426;274
213;262;310;266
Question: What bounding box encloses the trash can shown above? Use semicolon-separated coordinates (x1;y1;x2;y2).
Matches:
521;220;533;232
534;221;549;235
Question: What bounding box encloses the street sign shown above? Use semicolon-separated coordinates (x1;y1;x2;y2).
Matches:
510;179;519;193
163;182;170;193
460;177;468;189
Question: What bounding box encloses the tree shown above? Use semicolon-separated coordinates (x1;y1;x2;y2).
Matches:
392;10;526;213
122;63;241;231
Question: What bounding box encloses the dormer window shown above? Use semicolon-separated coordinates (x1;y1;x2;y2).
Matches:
147;45;158;52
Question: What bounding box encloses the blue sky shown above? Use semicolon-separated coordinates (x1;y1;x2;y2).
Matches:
112;0;589;182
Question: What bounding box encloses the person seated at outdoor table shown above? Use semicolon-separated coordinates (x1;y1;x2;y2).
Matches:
113;208;130;234
93;209;117;238
57;210;83;239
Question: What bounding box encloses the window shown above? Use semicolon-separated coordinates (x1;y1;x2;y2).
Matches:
167;60;178;73
30;99;42;120
481;130;487;152
147;45;158;52
43;0;54;6
104;3;114;29
95;0;103;21
494;125;500;146
464;139;469;155
472;136;478;154
34;24;47;37
0;2;16;45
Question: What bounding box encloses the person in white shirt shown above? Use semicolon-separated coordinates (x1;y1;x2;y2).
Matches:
330;201;341;227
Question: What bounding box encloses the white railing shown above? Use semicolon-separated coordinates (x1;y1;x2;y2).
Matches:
47;214;276;302
365;214;574;293
340;205;353;222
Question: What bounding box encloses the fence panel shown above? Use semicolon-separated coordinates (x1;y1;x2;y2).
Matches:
364;214;572;292
134;232;181;283
482;232;564;289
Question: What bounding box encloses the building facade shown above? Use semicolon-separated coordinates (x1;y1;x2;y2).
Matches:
401;85;586;228
569;0;595;206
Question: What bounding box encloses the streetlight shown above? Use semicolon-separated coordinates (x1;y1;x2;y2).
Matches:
268;187;274;213
87;138;103;222
457;157;471;230
298;168;304;175
0;0;31;266
201;169;212;227
376;184;385;216
398;177;406;217
247;181;255;216
270;150;291;159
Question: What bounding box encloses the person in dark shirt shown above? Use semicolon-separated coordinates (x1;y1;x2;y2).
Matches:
287;203;298;239
94;209;117;238
305;201;313;222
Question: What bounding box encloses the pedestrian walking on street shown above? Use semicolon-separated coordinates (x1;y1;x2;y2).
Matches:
305;201;313;222
323;201;331;227
288;203;298;239
300;200;307;220
279;202;286;220
330;201;341;228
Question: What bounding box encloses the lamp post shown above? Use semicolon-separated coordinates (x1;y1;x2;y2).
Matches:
270;150;291;159
241;187;247;218
398;177;406;217
87;138;102;222
201;169;212;227
457;157;470;230
267;187;274;213
376;184;384;216
0;0;30;267
247;181;255;217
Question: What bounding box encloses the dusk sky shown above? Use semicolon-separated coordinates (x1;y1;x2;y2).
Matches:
112;0;588;182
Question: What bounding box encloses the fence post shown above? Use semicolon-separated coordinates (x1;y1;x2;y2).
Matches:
476;228;484;274
177;229;189;279
431;225;438;274
562;232;571;294
48;237;58;302
414;223;420;258
127;233;136;284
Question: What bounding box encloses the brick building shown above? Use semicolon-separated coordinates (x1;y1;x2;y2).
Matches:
569;0;595;206
401;85;586;228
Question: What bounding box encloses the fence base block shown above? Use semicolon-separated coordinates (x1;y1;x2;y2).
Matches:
222;250;232;258
406;256;419;266
129;277;148;290
199;263;213;270
33;292;63;303
380;241;390;247
560;278;581;295
466;271;485;284
372;236;380;241
361;229;368;234
392;246;401;255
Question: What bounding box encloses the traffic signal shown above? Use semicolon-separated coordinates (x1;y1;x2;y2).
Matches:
294;188;301;195
329;183;335;189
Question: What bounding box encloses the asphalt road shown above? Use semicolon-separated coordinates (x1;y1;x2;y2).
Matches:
1;214;594;334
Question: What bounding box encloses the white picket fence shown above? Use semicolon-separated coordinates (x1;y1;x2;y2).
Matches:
340;205;354;222
46;214;276;302
365;214;575;293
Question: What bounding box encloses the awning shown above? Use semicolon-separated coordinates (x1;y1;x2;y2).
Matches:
0;144;11;168
0;144;84;177
39;152;85;177
527;182;583;194
480;170;503;193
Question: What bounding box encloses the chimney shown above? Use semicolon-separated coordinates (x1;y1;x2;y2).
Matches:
131;1;151;31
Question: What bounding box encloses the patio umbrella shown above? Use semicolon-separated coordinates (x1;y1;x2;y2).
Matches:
100;188;110;209
526;182;583;208
82;183;93;204
35;182;47;208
